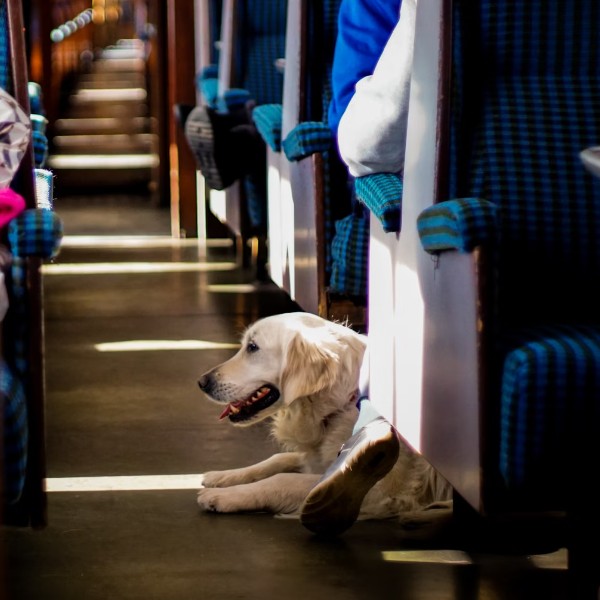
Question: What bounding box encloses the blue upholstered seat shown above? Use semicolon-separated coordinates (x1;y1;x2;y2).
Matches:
213;0;287;233
417;0;600;507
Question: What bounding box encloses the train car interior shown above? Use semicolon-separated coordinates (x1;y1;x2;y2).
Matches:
1;0;598;598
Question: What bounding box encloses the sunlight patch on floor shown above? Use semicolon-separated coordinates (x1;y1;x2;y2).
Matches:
46;474;204;492
42;262;237;275
381;548;568;570
61;235;233;249
94;340;239;352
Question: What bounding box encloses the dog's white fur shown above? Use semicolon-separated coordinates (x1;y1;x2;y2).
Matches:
197;312;452;526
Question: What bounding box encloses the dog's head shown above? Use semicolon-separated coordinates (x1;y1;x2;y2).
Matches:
198;312;366;426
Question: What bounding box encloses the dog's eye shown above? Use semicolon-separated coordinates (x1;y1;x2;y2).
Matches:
246;340;259;353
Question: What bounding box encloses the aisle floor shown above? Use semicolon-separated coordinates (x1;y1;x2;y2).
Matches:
3;197;569;599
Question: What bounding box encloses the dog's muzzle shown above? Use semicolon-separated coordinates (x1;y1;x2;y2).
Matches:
198;376;280;423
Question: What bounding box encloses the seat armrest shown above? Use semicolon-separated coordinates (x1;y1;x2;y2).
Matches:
355;173;403;233
417;198;498;253
252;104;283;152
282;121;331;161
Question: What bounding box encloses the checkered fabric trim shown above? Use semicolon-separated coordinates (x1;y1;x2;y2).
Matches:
499;324;600;495
0;0;9;92
282;121;332;161
329;211;369;297
417;198;498;253
355;173;403;233
1;361;28;505
252;103;282;152
7;208;63;259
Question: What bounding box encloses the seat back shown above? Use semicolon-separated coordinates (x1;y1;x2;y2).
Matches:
228;0;287;106
449;0;600;325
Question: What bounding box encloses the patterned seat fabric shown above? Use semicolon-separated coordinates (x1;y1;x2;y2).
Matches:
228;0;288;232
419;0;600;507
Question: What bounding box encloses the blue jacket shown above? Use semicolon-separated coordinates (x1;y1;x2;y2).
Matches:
328;0;401;136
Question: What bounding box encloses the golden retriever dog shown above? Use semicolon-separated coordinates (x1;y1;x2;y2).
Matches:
197;312;452;529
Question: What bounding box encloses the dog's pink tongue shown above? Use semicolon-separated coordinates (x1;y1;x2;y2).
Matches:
219;404;232;420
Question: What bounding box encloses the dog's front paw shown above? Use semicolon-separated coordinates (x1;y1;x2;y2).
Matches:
197;487;240;513
200;470;236;488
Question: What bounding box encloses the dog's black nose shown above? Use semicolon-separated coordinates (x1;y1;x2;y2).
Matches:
198;374;210;390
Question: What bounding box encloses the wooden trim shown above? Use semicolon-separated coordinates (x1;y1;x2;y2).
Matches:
166;0;198;237
433;0;453;204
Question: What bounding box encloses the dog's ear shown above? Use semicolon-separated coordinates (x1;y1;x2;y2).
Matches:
279;332;340;404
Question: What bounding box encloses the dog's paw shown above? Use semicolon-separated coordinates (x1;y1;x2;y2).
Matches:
200;470;236;488
197;487;240;513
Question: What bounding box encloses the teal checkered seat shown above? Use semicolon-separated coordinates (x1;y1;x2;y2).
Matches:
234;0;287;107
417;0;600;508
222;0;287;232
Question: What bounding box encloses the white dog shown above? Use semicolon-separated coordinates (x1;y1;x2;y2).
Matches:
197;312;452;528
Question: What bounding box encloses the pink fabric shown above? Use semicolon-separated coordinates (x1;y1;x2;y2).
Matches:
0;187;26;228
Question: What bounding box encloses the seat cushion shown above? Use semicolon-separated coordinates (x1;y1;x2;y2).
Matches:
499;324;600;507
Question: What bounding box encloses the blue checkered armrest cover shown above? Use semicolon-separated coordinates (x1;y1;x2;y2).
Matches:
417;198;499;254
252;103;282;152
7;208;63;259
355;173;403;233
282;121;332;161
